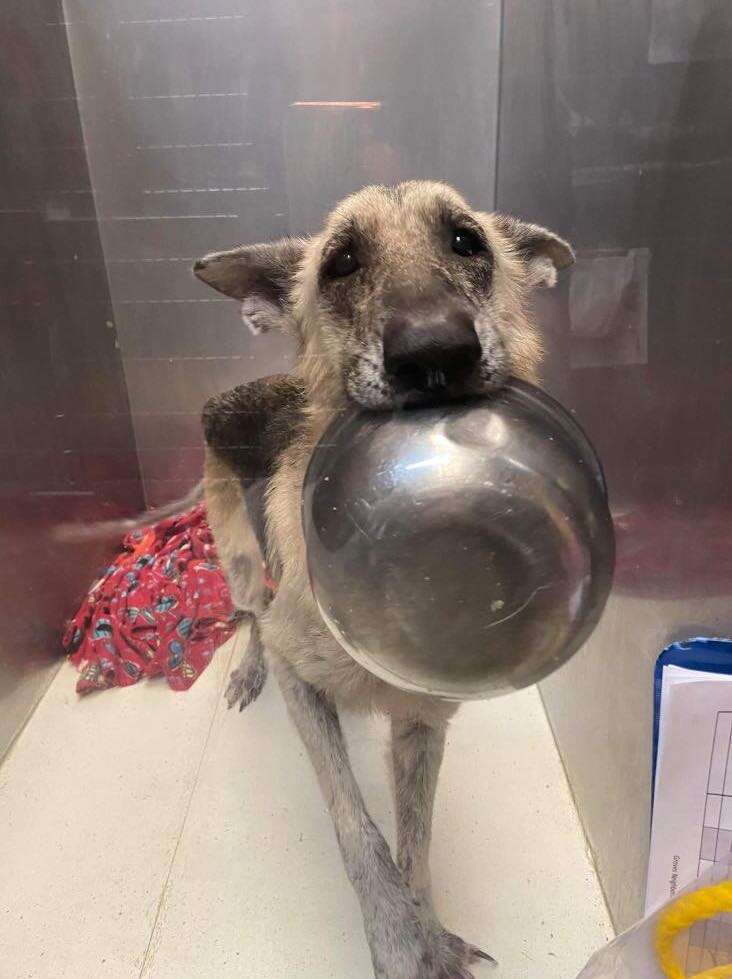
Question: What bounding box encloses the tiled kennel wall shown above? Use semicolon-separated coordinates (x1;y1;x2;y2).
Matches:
63;0;502;506
497;0;732;930
0;1;143;760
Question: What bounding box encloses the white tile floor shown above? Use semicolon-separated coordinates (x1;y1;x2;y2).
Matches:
0;628;612;978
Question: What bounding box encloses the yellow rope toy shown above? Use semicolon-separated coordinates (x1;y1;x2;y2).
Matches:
656;880;732;978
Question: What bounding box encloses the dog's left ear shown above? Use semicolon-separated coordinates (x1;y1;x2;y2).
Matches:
193;237;306;331
492;215;575;288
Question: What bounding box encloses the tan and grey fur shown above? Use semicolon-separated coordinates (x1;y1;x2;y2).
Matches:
194;181;574;978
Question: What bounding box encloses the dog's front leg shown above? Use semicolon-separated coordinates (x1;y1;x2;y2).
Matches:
391;716;447;909
225;614;268;711
271;655;482;979
391;716;495;971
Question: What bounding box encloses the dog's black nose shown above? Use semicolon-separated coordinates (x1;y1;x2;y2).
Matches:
383;311;482;392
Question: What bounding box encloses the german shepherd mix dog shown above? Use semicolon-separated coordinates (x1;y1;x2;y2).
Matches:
189;181;571;978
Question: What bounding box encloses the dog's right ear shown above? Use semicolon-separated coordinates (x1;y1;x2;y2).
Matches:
193;237;306;332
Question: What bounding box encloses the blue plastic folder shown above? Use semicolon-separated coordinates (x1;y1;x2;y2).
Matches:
653;638;732;799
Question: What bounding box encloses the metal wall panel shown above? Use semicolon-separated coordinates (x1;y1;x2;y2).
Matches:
0;1;143;761
62;0;502;504
497;0;732;930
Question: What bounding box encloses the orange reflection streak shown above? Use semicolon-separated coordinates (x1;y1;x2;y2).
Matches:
290;100;381;110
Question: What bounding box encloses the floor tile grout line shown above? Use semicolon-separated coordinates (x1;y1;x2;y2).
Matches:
137;629;245;978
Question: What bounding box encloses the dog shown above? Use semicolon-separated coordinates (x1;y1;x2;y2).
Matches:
196;181;574;978
162;181;573;978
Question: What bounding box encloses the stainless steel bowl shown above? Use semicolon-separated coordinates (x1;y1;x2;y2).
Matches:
302;380;614;700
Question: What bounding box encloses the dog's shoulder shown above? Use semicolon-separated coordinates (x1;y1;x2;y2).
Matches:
202;373;307;482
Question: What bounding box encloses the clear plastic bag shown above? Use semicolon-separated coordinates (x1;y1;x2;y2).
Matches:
577;854;732;978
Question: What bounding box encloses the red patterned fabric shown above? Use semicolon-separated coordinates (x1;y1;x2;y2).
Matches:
63;503;238;694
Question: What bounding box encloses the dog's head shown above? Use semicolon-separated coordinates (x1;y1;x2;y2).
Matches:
194;181;573;409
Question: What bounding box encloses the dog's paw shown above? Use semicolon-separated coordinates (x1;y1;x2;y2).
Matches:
408;926;494;978
435;928;496;974
225;659;267;711
371;914;495;979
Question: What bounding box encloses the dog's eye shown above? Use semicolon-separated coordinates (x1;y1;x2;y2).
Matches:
324;246;360;279
451;227;486;258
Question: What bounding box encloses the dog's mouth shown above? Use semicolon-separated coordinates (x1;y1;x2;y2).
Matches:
389;364;485;408
346;357;506;412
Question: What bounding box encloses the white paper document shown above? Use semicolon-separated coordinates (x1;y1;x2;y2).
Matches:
647;664;732;914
